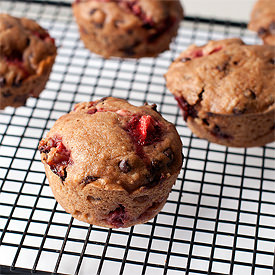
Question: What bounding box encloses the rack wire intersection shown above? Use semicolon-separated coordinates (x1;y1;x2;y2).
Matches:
0;1;274;274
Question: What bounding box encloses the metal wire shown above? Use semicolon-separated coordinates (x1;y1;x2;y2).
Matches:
0;1;274;275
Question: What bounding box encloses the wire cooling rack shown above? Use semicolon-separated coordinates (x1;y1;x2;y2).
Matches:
0;1;275;274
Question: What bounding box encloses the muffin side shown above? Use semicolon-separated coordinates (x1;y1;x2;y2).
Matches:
165;38;275;147
248;0;275;45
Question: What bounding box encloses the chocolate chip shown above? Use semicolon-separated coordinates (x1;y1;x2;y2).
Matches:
127;29;133;35
97;97;108;104
142;22;153;30
163;148;174;161
94;22;103;29
146;173;165;189
82;176;99;185
270;59;275;65
119;160;131;173
151;104;157;111
198;89;204;101
180;57;191;63
258;27;267;36
26;37;30;47
216;62;228;72
90;8;97;15
0;77;6;88
151;159;161;171
87;195;101;201
233;61;239;65
12;78;22;87
61;169;67;182
244;89;256;99
211;125;231;139
2;90;12;98
202;118;209;126
120;40;141;56
50;165;67;182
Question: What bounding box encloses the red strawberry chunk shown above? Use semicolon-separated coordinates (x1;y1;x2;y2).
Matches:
107;205;127;228
126;115;162;147
124;114;162;161
138;115;155;143
191;49;203;58
38;136;72;181
208;46;222;55
187;45;222;60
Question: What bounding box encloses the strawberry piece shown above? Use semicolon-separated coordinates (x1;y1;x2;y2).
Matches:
32;31;54;43
38;136;72;181
126;115;162;146
208;46;222;55
187;45;222;60
107;205;127;228
138;115;155;144
124;114;162;160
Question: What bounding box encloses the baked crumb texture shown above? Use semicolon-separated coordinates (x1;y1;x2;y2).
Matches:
39;97;183;228
165;38;275;147
0;14;57;109
248;0;275;45
72;0;183;58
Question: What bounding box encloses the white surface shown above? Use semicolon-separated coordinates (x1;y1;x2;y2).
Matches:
181;0;255;22
1;1;275;275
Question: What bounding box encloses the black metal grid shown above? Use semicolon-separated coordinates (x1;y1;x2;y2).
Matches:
0;1;275;274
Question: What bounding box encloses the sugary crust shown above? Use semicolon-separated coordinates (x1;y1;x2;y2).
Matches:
0;14;57;109
72;0;183;58
39;97;183;227
248;0;275;45
165;38;275;147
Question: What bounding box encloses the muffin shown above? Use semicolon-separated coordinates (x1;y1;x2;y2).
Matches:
165;38;275;147
72;0;183;58
38;97;183;228
248;0;275;45
0;14;57;109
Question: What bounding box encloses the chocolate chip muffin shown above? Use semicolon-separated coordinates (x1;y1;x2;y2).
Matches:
165;38;275;147
0;14;57;109
249;0;275;45
38;97;183;228
72;0;183;58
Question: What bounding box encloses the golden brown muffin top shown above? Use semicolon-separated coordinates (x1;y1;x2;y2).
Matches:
248;0;275;45
39;97;183;193
165;38;275;115
73;0;183;34
0;14;56;87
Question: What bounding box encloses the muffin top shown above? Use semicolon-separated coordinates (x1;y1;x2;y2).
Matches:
165;38;275;115
0;14;56;87
248;0;275;45
73;0;183;38
38;97;183;193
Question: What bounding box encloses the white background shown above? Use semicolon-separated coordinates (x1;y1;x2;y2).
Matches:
181;0;255;22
